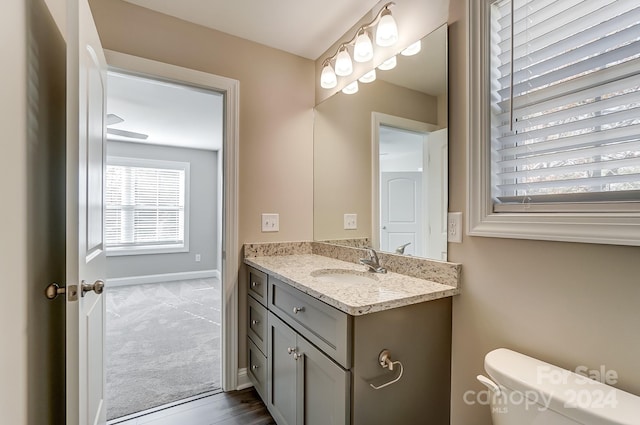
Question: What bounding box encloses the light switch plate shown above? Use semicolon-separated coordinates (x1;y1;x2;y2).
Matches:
261;213;279;232
447;212;463;243
344;213;357;230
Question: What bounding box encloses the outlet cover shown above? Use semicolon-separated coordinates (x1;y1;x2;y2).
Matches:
344;213;357;230
261;213;279;232
195;254;201;262
447;212;462;243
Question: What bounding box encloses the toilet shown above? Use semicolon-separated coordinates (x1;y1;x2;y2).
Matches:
477;348;640;424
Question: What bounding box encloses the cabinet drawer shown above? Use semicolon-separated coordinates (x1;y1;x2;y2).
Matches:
247;266;268;306
247;337;267;401
269;277;351;369
247;295;267;355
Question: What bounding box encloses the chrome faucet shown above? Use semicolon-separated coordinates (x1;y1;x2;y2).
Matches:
395;242;411;255
359;248;387;273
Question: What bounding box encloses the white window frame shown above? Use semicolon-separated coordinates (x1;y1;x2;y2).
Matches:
105;156;190;256
468;0;640;246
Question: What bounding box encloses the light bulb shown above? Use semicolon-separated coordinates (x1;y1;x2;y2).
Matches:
320;63;337;89
341;80;359;95
376;9;398;47
359;69;376;83
354;31;373;63
401;40;421;56
377;55;397;71
335;48;353;77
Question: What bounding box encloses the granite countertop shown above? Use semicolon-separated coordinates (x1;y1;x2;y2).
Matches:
244;254;459;316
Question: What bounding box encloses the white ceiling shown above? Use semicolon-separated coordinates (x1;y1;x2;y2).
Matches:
106;72;224;151
122;0;381;59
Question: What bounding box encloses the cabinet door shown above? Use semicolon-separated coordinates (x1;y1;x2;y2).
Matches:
298;337;350;425
267;312;298;425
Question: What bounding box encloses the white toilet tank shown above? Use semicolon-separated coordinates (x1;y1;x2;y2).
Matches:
478;348;640;425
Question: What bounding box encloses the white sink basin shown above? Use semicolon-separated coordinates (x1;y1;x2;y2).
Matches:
310;268;379;284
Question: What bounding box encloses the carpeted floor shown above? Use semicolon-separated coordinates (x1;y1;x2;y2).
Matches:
106;278;221;420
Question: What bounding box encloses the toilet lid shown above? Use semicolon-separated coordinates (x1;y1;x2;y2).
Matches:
484;348;640;425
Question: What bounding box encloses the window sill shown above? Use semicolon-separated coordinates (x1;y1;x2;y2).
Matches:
468;211;640;247
106;244;188;257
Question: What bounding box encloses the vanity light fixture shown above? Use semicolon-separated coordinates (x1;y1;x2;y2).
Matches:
320;63;338;89
354;30;374;63
335;47;353;76
320;2;397;89
342;80;359;95
375;7;399;47
359;69;377;83
401;40;421;56
377;55;397;71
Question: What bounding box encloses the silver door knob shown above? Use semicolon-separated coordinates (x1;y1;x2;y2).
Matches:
45;283;65;300
81;279;105;297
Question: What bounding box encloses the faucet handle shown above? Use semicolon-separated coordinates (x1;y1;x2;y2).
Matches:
366;247;379;262
395;242;411;254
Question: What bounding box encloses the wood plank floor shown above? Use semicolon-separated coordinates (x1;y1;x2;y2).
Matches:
110;388;275;425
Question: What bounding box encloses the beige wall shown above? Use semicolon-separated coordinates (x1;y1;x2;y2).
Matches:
1;1;28;423
314;81;437;241
89;0;315;246
1;0;66;424
447;1;640;424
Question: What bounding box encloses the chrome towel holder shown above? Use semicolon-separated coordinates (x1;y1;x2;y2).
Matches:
369;349;404;390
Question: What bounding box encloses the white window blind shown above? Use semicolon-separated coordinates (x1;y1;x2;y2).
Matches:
105;158;188;253
490;0;640;209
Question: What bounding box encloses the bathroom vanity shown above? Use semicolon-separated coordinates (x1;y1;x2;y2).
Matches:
244;247;459;425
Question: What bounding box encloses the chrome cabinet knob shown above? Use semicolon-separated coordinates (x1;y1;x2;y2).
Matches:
293;352;302;360
292;306;305;314
251;319;260;326
251;364;259;370
251;281;260;287
287;347;295;354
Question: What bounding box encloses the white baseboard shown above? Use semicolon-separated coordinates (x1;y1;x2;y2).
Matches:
236;368;253;391
107;269;219;287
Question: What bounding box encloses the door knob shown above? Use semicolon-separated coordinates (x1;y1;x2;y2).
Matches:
81;279;105;297
45;283;65;300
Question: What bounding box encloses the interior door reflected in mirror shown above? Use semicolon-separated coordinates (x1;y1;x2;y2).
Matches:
313;24;448;261
374;120;447;260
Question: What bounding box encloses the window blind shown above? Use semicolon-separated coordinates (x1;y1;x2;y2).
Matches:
105;162;186;249
490;0;640;208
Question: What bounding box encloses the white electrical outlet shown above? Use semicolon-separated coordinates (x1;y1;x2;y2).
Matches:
261;213;279;232
344;213;357;230
447;212;463;243
195;254;201;262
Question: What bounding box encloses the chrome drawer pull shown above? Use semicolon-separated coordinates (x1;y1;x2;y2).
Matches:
251;280;261;287
251;364;259;370
287;347;295;355
251;319;260;326
293;352;302;360
292;306;305;314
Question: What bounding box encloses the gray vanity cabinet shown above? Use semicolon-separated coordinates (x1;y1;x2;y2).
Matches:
267;311;350;425
267;311;299;425
246;264;452;425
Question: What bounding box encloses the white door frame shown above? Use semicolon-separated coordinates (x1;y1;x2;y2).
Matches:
103;50;240;391
371;112;438;253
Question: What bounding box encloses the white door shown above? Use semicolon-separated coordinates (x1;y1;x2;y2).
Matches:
380;172;422;256
424;129;448;261
66;1;108;424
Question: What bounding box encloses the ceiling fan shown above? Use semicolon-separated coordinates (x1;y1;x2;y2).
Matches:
106;114;149;140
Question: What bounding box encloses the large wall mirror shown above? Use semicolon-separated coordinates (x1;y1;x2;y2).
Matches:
313;24;448;261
